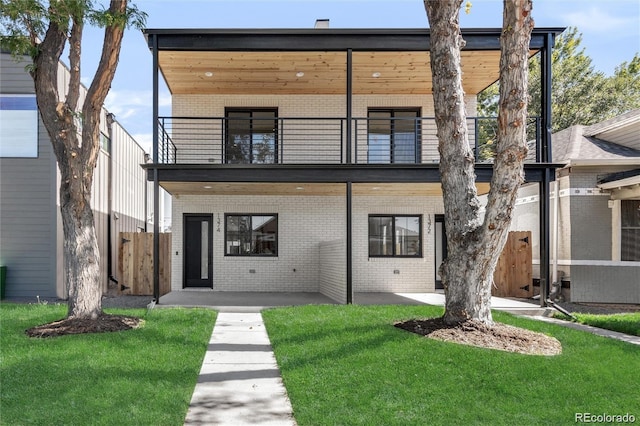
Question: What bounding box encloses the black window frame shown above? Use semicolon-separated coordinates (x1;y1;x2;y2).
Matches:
367;107;421;164
224;213;278;257
368;214;423;258
224;107;278;164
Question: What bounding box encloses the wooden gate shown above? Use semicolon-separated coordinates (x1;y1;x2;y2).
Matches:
492;231;533;298
118;232;171;296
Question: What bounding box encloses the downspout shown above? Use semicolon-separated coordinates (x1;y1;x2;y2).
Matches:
552;179;559;285
106;112;119;289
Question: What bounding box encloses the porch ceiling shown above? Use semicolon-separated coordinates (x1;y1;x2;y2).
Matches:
161;181;491;197
158;50;509;95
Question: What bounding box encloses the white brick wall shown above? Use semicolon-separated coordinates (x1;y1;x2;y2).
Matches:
319;239;346;303
353;196;443;292
172;194;444;294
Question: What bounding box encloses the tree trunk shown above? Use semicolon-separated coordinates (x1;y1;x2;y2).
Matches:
29;0;129;319
60;172;103;319
425;0;534;325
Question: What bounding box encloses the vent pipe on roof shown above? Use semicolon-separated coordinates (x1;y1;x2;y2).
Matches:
314;19;330;29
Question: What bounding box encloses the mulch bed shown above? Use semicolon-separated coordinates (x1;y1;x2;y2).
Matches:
26;314;143;338
395;317;562;356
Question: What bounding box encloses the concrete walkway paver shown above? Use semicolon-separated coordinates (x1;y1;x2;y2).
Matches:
184;312;296;425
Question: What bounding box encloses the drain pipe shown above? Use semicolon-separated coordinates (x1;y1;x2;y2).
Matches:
106;112;119;288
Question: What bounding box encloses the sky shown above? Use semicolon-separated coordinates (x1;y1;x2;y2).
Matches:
76;0;640;153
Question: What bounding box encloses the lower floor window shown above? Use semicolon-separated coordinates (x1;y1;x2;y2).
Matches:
225;214;278;256
621;200;640;261
369;215;422;257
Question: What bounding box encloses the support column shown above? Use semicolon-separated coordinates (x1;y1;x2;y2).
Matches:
346;182;353;304
152;34;160;303
539;171;550;306
346;48;353;164
538;32;554;306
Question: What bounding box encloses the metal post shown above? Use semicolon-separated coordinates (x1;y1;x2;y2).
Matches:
539;171;550;306
346;49;352;164
152;34;160;303
346;182;353;304
538;32;554;306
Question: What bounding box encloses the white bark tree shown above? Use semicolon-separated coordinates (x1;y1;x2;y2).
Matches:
424;0;534;325
1;0;145;319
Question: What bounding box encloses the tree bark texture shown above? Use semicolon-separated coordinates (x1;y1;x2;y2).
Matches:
424;0;534;325
31;0;128;319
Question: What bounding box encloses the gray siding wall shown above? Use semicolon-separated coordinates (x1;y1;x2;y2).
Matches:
0;54;58;298
571;265;640;304
1;53;150;298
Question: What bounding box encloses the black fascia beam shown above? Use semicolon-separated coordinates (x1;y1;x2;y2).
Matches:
143;163;564;184
143;28;565;52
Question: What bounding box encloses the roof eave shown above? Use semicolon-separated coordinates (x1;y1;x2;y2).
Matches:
141;27;566;52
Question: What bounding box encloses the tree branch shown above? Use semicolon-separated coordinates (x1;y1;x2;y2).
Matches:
66;15;83;112
80;0;127;174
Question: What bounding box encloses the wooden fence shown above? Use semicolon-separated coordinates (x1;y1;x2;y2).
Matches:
492;231;533;298
118;232;171;296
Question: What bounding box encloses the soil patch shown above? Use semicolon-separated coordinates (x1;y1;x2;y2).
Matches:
26;314;143;338
395;317;562;356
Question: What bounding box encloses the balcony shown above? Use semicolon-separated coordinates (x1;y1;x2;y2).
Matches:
156;116;542;165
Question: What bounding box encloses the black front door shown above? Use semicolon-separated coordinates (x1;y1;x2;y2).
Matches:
435;214;447;290
184;214;213;288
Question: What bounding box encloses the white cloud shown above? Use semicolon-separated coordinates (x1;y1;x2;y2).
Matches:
562;6;637;33
104;89;171;119
132;132;153;154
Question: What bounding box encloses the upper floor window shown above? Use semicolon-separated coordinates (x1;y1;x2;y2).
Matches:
100;132;111;154
369;215;422;257
367;108;420;164
225;108;277;164
621;200;640;261
0;95;38;158
225;214;278;256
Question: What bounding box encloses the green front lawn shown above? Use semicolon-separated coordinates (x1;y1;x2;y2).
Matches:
0;303;216;425
263;305;640;426
572;312;640;336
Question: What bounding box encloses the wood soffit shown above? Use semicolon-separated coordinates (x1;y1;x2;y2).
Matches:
158;50;517;95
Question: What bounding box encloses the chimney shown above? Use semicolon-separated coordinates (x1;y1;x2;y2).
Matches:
314;19;330;29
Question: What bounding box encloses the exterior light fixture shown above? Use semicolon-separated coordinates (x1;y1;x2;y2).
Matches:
203;185;212;189
295;186;304;190
296;71;305;78
204;72;213;77
372;72;381;78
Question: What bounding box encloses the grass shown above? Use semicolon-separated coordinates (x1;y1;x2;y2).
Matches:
263;305;640;426
0;302;216;426
570;312;640;337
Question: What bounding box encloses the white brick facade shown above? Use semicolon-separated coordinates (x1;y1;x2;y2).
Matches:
167;93;476;296
172;194;444;294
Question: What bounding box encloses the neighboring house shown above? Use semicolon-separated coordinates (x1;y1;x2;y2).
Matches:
142;24;564;303
511;110;640;304
0;52;155;299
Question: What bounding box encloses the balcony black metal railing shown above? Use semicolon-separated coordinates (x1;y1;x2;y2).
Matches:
156;116;541;165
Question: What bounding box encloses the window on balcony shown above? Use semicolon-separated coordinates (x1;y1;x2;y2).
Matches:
225;214;278;256
225;108;277;164
369;215;422;257
621;200;640;261
367;108;420;164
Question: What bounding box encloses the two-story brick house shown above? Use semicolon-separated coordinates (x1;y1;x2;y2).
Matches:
142;25;564;303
